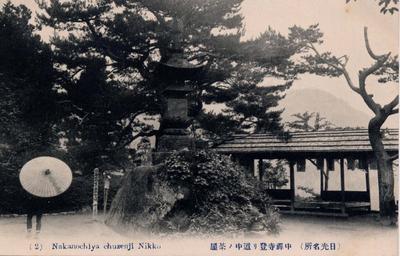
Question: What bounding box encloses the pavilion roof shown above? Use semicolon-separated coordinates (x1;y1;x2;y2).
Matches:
215;128;398;157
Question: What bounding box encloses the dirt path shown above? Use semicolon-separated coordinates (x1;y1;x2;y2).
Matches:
0;213;396;256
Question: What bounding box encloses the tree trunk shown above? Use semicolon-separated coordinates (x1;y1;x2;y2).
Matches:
368;118;396;223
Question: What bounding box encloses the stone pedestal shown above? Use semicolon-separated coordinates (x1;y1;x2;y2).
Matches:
157;134;195;152
156;89;194;153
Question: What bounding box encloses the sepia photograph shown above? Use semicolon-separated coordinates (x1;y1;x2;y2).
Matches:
0;0;398;255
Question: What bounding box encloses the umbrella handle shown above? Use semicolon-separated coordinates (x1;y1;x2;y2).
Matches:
46;171;63;195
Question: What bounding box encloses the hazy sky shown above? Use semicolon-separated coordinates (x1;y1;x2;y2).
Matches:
3;0;399;126
241;0;398;126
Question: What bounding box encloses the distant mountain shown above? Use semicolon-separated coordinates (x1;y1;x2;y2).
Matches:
279;89;372;128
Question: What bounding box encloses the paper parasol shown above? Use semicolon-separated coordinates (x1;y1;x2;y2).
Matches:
19;156;73;198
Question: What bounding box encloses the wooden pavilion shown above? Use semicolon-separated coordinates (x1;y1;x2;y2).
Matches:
215;128;398;217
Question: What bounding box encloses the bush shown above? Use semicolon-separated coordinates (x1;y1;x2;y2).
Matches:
262;160;289;189
155;150;280;233
0;172;94;214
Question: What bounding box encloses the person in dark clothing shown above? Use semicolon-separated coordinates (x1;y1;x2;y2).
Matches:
27;212;42;232
24;194;50;235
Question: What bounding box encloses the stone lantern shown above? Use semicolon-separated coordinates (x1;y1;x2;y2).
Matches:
155;48;204;153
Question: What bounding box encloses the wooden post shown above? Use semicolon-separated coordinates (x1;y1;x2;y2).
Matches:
365;163;371;211
103;174;111;215
92;168;99;219
324;159;330;191
289;161;295;212
103;187;109;214
320;160;324;196
258;159;263;181
340;158;346;214
249;158;255;177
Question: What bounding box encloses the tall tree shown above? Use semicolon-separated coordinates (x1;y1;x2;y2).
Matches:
35;0;309;158
296;25;398;223
0;2;61;212
0;2;59;165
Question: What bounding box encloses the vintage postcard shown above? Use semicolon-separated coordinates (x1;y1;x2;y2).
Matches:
0;0;398;255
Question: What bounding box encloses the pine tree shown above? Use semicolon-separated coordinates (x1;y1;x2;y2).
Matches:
0;3;61;213
296;24;399;223
36;0;311;153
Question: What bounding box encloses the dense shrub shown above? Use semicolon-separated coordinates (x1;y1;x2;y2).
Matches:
155;150;280;233
0;166;27;214
0;171;94;214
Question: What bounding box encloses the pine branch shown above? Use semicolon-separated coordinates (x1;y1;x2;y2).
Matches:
358;27;391;114
115;129;159;151
307;43;361;94
383;95;399;115
364;27;386;61
389;108;398;115
389;153;398;161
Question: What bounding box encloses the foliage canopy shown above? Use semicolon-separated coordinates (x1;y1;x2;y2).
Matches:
33;0;320;165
